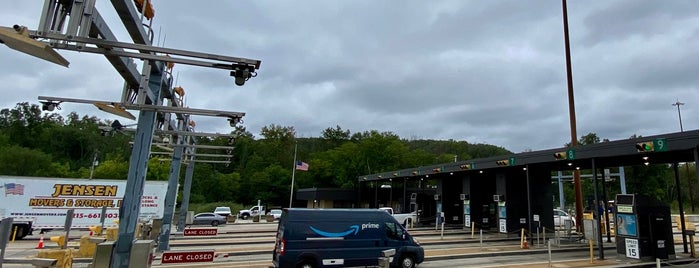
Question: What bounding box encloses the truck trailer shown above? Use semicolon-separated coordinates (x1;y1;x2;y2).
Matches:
0;176;169;239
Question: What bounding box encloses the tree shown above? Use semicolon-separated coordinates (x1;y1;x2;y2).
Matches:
0;145;54;176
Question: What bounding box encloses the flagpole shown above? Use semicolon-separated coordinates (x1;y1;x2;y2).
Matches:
289;141;298;208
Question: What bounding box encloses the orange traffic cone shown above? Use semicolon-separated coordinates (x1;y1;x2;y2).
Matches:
36;233;44;249
522;235;529;249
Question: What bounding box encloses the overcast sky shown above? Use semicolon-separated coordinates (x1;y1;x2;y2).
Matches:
1;1;697;153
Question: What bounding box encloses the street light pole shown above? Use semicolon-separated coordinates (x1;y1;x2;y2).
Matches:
673;100;685;132
673;100;693;212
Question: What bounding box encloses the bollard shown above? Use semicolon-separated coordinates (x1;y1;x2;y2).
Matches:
12;226;18;242
589;239;594;263
548;239;552;268
479;229;483;250
471;223;475;239
543;227;546;244
691;235;696;258
440;222;444;240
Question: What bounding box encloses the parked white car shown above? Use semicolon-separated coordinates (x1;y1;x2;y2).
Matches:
213;206;232;217
553;209;576;228
267;209;282;221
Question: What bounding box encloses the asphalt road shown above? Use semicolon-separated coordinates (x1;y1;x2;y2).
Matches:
3;220;699;267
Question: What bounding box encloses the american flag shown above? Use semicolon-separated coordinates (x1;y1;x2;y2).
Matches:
295;161;309;171
5;183;24;195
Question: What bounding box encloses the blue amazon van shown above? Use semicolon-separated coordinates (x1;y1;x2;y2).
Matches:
273;208;424;268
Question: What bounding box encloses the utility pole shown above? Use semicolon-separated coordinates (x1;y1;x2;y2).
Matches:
561;0;583;233
673;99;685;132
673;100;693;212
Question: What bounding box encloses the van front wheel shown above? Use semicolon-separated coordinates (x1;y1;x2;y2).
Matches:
296;259;316;268
397;254;415;268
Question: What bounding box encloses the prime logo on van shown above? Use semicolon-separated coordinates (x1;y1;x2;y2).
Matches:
310;225;359;237
309;223;379;238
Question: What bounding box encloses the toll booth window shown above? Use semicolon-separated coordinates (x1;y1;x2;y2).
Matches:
385;222;405;240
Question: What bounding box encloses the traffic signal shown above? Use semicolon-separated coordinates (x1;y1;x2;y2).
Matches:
411;171;419;176
496;160;509;166
432;168;441;173
554;152;567;160
460;164;471;170
635;142;654;152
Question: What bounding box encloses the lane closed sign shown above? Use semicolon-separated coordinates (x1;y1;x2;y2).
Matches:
161;250;215;264
183;228;218;236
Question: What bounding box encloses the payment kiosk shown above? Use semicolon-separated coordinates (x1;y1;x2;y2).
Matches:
615;194;675;260
495;195;507;233
462;194;470;228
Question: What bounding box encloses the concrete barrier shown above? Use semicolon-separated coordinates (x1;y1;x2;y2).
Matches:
36;249;73;268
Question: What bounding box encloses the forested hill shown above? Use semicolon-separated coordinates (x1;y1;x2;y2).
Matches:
0;102;511;205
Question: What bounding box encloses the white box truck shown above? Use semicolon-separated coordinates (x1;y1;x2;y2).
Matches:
0;176;169;239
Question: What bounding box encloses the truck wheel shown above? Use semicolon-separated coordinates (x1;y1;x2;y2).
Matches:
397;254;415;268
211;221;219;227
296;259;316;268
242;214;250;220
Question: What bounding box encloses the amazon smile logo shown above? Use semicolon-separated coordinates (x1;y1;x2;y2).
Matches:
309;222;380;237
310;225;359;237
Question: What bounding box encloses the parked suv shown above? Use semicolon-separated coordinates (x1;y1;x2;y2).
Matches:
213;206;232;217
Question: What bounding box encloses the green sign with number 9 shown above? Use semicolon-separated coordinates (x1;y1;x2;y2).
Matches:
653;138;667;152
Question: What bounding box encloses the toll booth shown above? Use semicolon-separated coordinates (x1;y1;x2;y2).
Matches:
615;194;675;261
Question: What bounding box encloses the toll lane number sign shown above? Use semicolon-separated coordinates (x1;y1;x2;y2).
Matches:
625;238;640;259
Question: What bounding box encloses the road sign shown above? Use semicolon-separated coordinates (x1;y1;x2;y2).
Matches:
161;250;215;264
653;138;667;152
636;138;668;152
566;149;575;160
183;228;218;236
509;157;516;166
625;238;640;259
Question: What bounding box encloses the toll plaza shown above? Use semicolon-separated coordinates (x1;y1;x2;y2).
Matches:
359;129;699;258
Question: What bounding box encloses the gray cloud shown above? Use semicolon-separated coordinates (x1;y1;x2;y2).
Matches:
0;1;696;153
